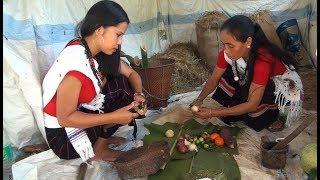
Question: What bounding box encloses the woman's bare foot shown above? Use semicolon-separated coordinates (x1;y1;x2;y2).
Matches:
267;119;285;132
91;137;123;162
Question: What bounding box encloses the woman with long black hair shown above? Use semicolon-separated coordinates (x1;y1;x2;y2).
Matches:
191;15;303;132
42;0;146;162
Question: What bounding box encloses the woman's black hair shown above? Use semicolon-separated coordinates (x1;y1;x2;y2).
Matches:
75;0;130;80
220;15;296;97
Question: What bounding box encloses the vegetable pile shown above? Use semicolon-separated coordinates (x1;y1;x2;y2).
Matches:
175;127;237;154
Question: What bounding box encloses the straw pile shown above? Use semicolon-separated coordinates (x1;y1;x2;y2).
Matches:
249;10;283;49
195;11;228;29
150;42;211;95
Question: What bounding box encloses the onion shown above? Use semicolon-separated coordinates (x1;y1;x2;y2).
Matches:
191;105;199;112
184;139;191;146
165;129;174;138
188;143;198;152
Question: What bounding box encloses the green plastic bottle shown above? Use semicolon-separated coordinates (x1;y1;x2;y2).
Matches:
3;143;15;180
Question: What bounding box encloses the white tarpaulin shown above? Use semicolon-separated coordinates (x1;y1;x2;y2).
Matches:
3;0;317;149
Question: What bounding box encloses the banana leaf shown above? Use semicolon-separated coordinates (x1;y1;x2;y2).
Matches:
143;119;241;180
308;169;317;180
143;121;195;160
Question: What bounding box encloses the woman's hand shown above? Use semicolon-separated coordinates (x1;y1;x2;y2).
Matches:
134;93;147;115
133;93;146;104
190;98;203;107
112;102;139;125
193;107;216;119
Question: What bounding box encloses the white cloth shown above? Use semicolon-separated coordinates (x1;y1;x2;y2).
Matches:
42;44;105;161
273;65;303;127
224;51;247;75
224;51;248;85
65;127;95;161
42;45;103;128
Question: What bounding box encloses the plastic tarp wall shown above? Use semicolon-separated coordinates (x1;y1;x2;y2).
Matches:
3;0;317;149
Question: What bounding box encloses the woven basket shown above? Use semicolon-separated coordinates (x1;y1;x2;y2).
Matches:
135;58;175;109
114;141;170;179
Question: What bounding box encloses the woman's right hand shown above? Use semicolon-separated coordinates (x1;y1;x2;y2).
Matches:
112;102;139;125
190;98;203;107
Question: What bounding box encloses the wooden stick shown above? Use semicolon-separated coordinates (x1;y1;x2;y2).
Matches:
21;143;49;154
271;117;315;150
160;125;184;170
261;135;270;146
77;162;88;180
140;45;148;69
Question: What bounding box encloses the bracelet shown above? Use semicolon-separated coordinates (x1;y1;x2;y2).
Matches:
134;92;145;97
209;109;213;117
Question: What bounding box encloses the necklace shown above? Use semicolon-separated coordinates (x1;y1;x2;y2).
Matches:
232;61;247;85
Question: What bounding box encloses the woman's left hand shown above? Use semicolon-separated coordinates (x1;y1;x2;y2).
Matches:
134;93;146;104
134;93;147;114
193;107;215;119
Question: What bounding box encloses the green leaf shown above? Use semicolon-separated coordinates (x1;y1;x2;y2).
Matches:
143;122;180;148
308;168;317;180
149;158;193;180
148;148;240;180
171;151;196;160
191;149;240;180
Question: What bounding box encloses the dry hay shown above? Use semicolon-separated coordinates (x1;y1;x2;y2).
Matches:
249;10;274;24
148;12;228;95
195;11;228;29
150;42;211;95
249;10;284;49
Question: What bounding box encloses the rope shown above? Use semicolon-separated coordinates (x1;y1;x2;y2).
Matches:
142;87;168;101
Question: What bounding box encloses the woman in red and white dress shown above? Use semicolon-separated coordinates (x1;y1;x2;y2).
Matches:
191;15;303;132
42;1;146;162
